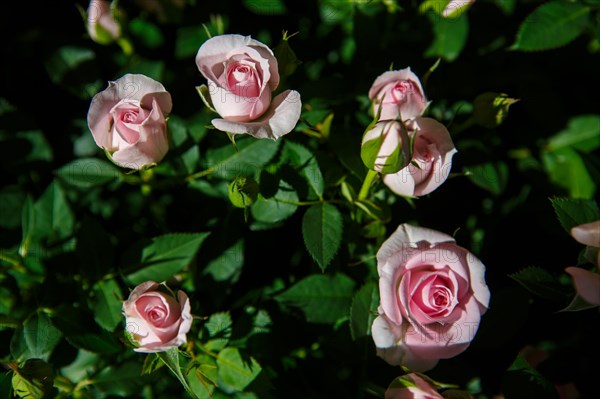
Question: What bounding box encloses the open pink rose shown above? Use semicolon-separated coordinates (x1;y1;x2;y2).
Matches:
123;281;192;353
383;117;457;197
385;373;444;399
372;224;490;372
87;74;172;169
369;68;427;122
195;34;302;140
86;0;121;44
361;120;411;174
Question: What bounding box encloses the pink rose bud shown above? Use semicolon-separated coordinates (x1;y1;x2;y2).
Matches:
87;74;172;169
442;0;476;18
564;267;600;306
195;34;302;140
361;120;411;174
385;373;444;399
372;224;490;372
383;117;457;197
369;68;427;122
570;220;600;249
123;281;192;353
86;0;121;44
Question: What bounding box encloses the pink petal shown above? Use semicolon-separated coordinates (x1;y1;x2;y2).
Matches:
571;221;600;248
382;169;417;197
565;267;600;306
208;80;272;122
211;90;301;140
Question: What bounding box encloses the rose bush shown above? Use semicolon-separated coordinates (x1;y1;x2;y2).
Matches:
382;117;457;197
384;373;444;399
86;0;121;44
87;73;172;169
195;34;301;140
361;120;411;174
372;223;490;372
122;281;192;353
369;68;427;122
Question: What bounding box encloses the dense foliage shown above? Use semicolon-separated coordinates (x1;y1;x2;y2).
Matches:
1;1;599;398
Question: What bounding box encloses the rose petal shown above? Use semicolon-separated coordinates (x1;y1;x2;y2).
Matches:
382;169;417;197
211;90;301;140
208;80;272;122
570;221;600;248
565;267;600;306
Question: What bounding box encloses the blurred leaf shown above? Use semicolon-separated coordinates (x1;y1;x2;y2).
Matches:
545;115;600;152
11;359;54;399
349;282;379;340
44;46;101;99
205;312;232;339
0;370;11;399
577;149;600;184
559;293;599;312
175;26;209;59
243;0;286;15
204;240;244;282
494;0;517;15
93;361;145;397
502;355;559;399
511;2;590;51
509;266;569;303
129;18;165;48
251;180;299;224
34;181;74;242
283;141;325;198
276;273;355;324
187;360;217;399
206;138;280;179
472;92;519;129
92;279;122;331
60;350;99;383
465;162;509;195
217;347;262;391
56;158;119;188
550;197;600;234
52;306;121;354
14;312;62;362
425;11;469;61
302;203;343;271
273;32;302;77
19;196;35;258
542;147;596;199
126;233;209;285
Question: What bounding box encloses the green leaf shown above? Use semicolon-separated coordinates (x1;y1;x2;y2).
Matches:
302;203;343;271
509;266;569;303
126;233;209;285
545;115;600;152
206;138;280;179
0;369;12;399
21;312;62;361
550;197;600;234
56;158;119;188
129;18;165;49
205;312;233;339
465;162;509;195
511;1;590;52
175;26;210;59
19;196;35;258
349;282;380;340
11;359;54;399
204;240;244;282
542;148;596;199
251;180;299;224
34;181;75;242
283;141;325;198
0;186;25;230
196;84;217;113
502;355;559;399
217;347;262;391
93;361;145;397
91;279;123;331
243;0;286;15
158;348;198;398
275;273;356;324
425;11;469;61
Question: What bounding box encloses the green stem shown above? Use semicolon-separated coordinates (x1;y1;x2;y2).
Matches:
357;170;379;200
186;168;214;182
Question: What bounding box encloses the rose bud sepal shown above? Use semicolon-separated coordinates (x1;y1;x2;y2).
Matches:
361;120;411;174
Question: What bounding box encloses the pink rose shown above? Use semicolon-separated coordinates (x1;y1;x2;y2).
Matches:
123;281;192;353
87;74;172;169
369;68;427;122
361;120;411;174
564;220;600;306
385;373;444;399
383;117;457;197
372;224;490;372
195;34;302;140
442;0;477;18
86;0;121;44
